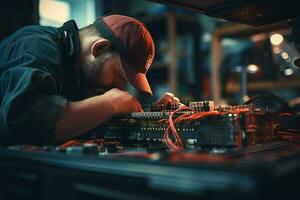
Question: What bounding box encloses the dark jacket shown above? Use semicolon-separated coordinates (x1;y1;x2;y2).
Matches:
0;20;81;144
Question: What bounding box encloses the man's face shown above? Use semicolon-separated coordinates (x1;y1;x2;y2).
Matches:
81;49;127;97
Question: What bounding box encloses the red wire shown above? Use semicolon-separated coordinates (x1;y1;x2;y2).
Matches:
164;106;192;152
162;107;252;151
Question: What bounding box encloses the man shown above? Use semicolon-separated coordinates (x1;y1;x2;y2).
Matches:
0;14;179;145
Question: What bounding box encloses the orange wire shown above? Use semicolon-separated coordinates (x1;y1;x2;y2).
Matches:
164;106;193;152
161;107;252;151
59;140;80;148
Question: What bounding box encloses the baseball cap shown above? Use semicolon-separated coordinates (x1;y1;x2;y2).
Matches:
93;14;155;96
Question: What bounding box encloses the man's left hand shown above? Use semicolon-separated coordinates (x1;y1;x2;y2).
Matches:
154;92;182;106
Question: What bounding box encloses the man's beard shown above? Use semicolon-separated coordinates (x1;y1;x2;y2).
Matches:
79;59;111;98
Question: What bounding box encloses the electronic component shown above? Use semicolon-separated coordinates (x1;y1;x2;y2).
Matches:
92;102;288;152
189;101;214;112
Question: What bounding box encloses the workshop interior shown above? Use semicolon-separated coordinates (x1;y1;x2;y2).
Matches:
1;0;300;199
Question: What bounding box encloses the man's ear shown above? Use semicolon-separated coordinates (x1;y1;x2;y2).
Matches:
91;39;111;57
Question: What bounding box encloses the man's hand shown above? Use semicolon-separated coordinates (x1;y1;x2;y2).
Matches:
54;88;141;143
103;88;143;114
154;92;181;106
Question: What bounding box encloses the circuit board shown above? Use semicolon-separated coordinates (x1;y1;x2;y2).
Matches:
89;101;290;152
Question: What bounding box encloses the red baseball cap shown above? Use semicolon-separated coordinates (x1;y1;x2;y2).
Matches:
93;14;155;96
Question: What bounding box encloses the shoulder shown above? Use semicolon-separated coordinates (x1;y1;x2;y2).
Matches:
12;25;59;39
1;25;62;67
27;34;62;67
0;26;64;88
1;24;60;51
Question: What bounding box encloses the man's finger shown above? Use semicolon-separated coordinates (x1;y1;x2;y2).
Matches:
172;97;180;104
156;92;174;105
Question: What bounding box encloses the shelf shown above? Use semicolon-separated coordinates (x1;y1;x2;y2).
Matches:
225;79;300;93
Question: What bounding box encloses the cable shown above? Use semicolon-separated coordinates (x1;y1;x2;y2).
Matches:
162;107;252;151
163;106;192;152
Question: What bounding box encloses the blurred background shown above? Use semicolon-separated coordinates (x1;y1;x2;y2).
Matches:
1;0;300;106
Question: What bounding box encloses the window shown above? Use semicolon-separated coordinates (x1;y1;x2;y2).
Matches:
39;0;70;27
39;0;95;28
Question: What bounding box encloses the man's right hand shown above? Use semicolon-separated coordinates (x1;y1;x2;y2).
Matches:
54;88;142;143
103;88;142;114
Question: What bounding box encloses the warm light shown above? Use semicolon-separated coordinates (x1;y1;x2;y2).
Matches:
270;33;284;45
281;52;289;60
284;68;294;76
247;64;258;73
273;46;281;54
243;95;250;102
39;0;70;25
251;34;266;42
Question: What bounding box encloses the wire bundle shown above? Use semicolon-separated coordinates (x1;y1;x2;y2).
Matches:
163;106;192;152
163;107;252;152
163;106;222;152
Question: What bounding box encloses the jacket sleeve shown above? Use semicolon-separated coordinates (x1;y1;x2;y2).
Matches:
0;54;67;145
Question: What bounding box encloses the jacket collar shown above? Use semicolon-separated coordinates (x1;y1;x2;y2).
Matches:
58;20;81;99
